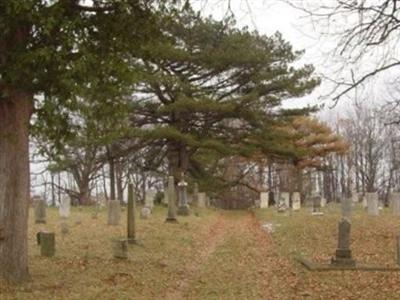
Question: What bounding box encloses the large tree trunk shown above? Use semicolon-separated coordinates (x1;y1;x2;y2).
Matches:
0;94;33;282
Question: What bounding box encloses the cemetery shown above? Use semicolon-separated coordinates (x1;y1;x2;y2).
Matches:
2;1;400;299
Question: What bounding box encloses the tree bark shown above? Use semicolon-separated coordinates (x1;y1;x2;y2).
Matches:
0;94;33;282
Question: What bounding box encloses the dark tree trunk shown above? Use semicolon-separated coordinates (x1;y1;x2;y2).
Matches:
107;148;116;200
0;94;33;282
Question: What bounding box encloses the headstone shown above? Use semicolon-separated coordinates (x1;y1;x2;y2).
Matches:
292;192;301;211
112;239;128;259
392;193;400;216
260;192;269;209
140;207;151;219
144;189;156;211
366;192;379;216
165;176;178;222
281;192;290;208
331;219;356;266
321;197;327;207
59;196;71;218
193;182;199;205
60;221;69;235
312;195;321;213
162;190;169;205
107;200;121;225
177;177;190;216
127;183;136;244
38;231;55;257
197;193;207;208
277;195;287;213
34;198;47;224
341;197;352;220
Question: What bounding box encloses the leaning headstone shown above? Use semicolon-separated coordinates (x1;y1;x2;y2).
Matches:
166;176;178;222
260;192;269;209
331;219;356;266
144;189;156;211
107;200;121;225
366;192;379;216
38;231;55;257
292;192;301;211
198;192;207;208
127;183;136;244
177;177;190;216
392;193;400;216
112;239;128;259
140;207;151;219
59;196;71;218
35;198;47;224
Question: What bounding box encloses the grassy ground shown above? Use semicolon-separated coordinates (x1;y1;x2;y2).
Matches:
1;204;400;299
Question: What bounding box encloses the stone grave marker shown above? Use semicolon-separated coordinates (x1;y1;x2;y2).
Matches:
140;207;151;219
38;231;55;257
144;189;156;211
391;193;400;216
341;197;352;221
165;176;178;222
197;192;207;208
112;239;128;259
59;195;71;218
292;192;301;211
177;177;190;216
366;192;379;216
107;200;121;225
34;198;47;224
260;192;269;209
331;219;356;266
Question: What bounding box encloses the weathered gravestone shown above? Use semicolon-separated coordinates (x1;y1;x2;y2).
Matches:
177;177;190;216
140;207;151;219
277;194;288;213
127;183;136;244
145;189;156;211
366;192;379;216
59;196;71;218
281;192;290;208
197;192;207;208
292;192;301;211
331;219;356;266
260;192;269;209
34;198;47;224
193;182;199;205
37;231;55;257
165;176;178;222
391;193;400;216
107;200;121;225
112;239;128;259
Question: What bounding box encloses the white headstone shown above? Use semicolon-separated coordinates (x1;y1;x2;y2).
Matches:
145;189;156;210
320;197;327;207
198;192;206;208
140;207;151;219
366;192;379;216
292;192;301;211
391;193;400;216
281;192;290;208
59;196;71;218
260;192;269;209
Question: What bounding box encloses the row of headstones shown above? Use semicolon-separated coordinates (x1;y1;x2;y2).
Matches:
258;192;326;212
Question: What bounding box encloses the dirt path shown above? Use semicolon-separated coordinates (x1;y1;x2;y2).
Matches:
163;211;293;300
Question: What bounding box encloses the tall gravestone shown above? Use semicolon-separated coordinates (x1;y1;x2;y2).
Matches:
177;177;190;216
197;192;207;208
292;192;301;211
341;197;352;220
260;192;269;209
59;196;71;218
127;183;136;244
193;182;199;205
331;219;356;266
35;198;47;224
107;200;121;225
366;192;379;216
166;176;178;222
391;193;400;216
